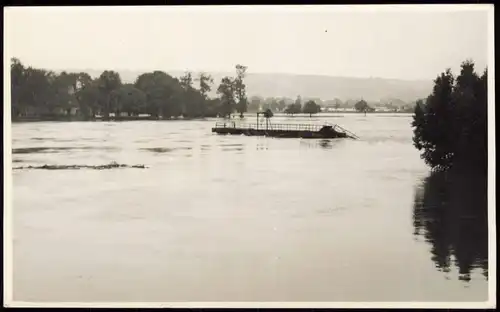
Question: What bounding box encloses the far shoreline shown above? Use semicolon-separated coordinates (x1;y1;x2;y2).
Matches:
11;111;413;123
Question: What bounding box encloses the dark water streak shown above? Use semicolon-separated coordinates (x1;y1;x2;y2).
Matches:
13;163;148;170
13;146;120;154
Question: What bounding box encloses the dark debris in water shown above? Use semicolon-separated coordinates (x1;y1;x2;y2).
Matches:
12;146;119;154
141;147;192;153
13;162;148;170
13;147;70;154
31;137;55;141
141;147;175;153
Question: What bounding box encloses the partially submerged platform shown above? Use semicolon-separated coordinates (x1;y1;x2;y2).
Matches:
212;122;358;139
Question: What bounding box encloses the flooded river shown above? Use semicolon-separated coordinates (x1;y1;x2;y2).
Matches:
9;114;489;303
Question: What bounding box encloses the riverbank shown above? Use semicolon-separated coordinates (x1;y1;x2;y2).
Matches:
11;111;413;122
11;115;211;122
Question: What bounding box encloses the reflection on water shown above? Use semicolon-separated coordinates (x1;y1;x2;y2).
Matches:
413;170;488;282
31;137;55;141
319;139;332;149
299;139;345;150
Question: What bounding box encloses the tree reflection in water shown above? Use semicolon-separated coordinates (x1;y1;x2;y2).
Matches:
319;139;332;149
413;169;488;282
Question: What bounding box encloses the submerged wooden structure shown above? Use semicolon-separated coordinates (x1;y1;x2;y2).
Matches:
212;111;359;139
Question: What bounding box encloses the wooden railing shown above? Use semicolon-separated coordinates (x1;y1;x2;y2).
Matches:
214;122;331;132
214;121;359;139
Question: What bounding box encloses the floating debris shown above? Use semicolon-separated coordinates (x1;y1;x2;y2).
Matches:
141;147;175;153
140;147;192;153
12;147;69;154
12;146;120;154
13;161;148;170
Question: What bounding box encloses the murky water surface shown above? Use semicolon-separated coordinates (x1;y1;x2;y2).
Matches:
10;114;489;302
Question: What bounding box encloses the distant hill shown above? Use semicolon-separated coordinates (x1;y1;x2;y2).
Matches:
62;68;433;103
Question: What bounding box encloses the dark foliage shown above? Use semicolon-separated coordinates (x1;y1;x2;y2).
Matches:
411;60;487;172
10;58;248;120
302;100;321;117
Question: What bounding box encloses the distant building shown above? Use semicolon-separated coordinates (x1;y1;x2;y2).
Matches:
375;107;393;112
323;107;357;112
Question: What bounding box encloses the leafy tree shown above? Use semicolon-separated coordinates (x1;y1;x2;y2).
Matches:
112;84;147;117
135;72;159;117
277;99;286;112
134;71;182;118
284;95;303;116
217;76;235;118
284;104;301;116
76;80;102;118
75;72;93;90
205;98;222;117
179;71;193;88
160;74;184;119
22;67;58;116
198;73;213;98
11;58;26;117
179;71;197;117
302;100;321;117
97;70;122;118
354;99;371;115
234;64;248;118
412;60;487;172
51;71;78;115
70;72;94;117
193;73;214;117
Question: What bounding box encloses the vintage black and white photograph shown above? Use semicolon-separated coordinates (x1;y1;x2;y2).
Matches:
3;4;495;308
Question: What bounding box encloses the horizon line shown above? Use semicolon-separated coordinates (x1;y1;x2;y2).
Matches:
47;66;434;82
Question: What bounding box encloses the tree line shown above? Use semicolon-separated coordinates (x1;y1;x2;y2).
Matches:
412;60;487;173
247;96;415;114
246;95;320;116
10;58;251;120
281;95;321;117
11;58;423;121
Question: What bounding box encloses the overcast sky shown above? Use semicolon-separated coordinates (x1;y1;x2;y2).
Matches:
4;5;492;80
